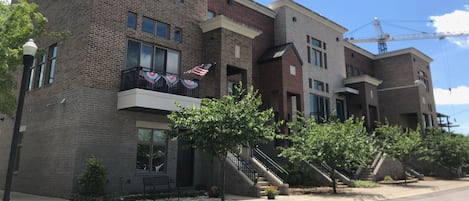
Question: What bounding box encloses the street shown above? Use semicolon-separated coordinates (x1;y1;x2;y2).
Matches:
389;186;469;201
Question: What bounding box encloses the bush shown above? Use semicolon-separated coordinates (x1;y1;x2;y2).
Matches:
78;156;107;196
383;175;393;181
352;180;380;188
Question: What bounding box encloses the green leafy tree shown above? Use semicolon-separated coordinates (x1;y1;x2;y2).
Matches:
280;116;375;193
168;84;279;201
423;128;469;177
77;156;107;197
0;0;68;117
374;122;422;185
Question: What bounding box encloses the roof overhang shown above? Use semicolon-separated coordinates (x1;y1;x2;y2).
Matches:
200;15;262;39
334;87;359;95
344;75;383;86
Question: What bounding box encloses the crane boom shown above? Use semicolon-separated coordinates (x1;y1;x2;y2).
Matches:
344;17;469;54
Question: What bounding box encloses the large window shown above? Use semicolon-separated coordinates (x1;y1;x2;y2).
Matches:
142;17;156;34
36;55;46;88
310;94;330;123
28;43;59;89
156;21;170;39
126;39;180;74
307;35;327;69
136;129;167;174
46;44;57;84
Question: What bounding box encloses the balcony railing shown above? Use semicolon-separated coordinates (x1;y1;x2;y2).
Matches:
120;66;200;98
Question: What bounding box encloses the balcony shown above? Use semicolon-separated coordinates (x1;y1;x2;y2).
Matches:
118;67;201;112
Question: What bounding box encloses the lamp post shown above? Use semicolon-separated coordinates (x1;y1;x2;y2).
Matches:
3;39;37;201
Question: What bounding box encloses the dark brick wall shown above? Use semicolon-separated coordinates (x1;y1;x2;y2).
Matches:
344;46;374;76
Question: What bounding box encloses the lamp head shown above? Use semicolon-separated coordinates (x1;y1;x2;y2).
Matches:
23;39;38;56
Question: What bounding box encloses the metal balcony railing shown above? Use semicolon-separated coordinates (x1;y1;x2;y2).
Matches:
120;66;199;98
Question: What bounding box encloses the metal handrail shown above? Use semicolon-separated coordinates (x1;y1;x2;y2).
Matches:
252;148;289;182
227;152;258;183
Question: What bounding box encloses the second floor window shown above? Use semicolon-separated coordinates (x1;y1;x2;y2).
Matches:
127;12;137;29
46;44;57;84
126;39;180;74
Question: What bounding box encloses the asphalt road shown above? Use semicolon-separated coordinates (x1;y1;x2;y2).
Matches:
389;186;469;201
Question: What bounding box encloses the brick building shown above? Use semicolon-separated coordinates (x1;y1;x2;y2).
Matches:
0;0;438;198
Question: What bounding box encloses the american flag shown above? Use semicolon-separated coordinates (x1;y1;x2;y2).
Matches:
184;63;210;76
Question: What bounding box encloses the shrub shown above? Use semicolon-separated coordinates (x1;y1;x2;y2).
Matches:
77;156;107;196
352;180;380;188
383;175;393;181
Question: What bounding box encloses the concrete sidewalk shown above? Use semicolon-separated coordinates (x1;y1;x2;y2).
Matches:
2;178;469;201
0;190;67;201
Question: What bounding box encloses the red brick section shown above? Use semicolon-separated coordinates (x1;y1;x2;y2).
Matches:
344;47;375;76
208;0;275;88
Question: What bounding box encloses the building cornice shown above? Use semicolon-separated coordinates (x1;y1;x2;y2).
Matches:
268;0;347;33
344;41;375;59
199;15;262;39
235;0;276;18
375;48;433;63
344;74;383;86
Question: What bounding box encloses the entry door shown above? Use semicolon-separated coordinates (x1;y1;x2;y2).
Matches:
176;140;194;187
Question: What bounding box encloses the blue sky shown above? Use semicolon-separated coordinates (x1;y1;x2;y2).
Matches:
257;0;469;134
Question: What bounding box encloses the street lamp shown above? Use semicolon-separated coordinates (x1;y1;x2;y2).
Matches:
3;39;37;201
377;80;427;92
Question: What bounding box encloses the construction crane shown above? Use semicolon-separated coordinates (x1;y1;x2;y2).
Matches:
344;17;469;54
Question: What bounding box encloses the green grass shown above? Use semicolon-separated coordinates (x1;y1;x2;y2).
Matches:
352;180;380;188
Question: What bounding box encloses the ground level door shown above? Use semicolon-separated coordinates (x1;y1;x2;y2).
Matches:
176;140;194;187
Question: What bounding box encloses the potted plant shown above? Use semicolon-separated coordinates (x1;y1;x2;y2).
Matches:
265;185;278;200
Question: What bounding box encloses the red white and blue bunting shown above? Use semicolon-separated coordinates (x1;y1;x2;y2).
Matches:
163;74;179;87
143;71;161;84
181;79;199;89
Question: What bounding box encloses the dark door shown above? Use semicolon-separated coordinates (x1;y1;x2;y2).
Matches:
176;140;194;187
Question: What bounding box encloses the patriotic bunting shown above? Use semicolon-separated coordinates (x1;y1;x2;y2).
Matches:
181;79;199;89
163;74;179;87
142;71;161;84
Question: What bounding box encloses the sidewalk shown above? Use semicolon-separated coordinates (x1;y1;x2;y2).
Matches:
0;191;67;201
2;178;469;201
224;177;469;201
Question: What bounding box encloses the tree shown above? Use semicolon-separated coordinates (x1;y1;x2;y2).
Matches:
0;0;67;117
374;122;422;185
168;84;279;201
279;116;375;193
423;128;469;177
77;156;107;197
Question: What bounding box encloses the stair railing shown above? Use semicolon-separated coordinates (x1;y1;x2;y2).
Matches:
252;148;289;182
320;163;352;186
227;152;258;183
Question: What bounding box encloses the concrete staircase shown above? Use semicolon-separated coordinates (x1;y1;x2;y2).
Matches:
358;167;375;181
257;175;274;196
314;163;351;188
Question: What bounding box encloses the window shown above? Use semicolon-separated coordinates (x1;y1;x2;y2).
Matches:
36;55;46;88
308;78;313;89
14;132;24;172
127;12;137;29
314;80;325;92
309;94;330;123
126;39;180;74
307;35;326;68
156;21;170;39
310;48;322;67
207;10;215;20
290;65;296;75
46;44;57;84
136;129;167;173
174;27;182;43
346;64;353;78
142;17;156;34
310;37;322;48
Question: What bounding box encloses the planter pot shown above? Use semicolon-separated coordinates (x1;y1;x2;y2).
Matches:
267;194;275;200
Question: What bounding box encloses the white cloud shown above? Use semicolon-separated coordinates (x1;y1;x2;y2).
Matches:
430;5;469;48
434;86;469;105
